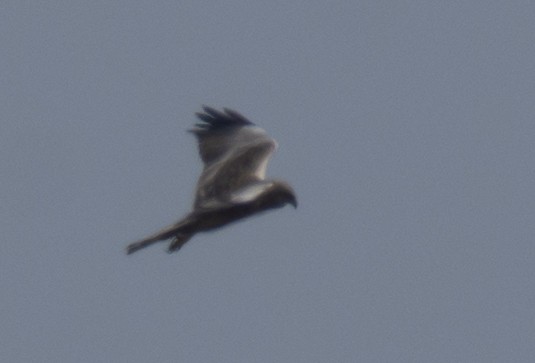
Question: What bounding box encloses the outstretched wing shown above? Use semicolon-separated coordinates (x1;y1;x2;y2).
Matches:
190;106;277;209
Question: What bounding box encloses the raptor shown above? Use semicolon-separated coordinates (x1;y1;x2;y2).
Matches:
126;106;297;254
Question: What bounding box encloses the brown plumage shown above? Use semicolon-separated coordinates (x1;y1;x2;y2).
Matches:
126;106;297;255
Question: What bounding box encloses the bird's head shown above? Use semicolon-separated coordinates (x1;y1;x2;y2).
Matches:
269;180;297;209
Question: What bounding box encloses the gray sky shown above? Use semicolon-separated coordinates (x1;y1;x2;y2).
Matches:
2;1;534;362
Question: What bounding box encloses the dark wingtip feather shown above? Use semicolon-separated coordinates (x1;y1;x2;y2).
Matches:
201;105;227;121
223;108;251;124
193;106;254;132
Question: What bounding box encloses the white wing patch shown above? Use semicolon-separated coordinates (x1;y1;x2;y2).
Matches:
245;126;277;179
230;182;273;204
254;156;269;179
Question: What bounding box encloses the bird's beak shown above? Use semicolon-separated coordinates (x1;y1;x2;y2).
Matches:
290;197;298;209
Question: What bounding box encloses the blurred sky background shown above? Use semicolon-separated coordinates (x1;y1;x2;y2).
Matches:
1;1;534;362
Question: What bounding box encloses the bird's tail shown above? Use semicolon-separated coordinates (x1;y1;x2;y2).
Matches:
126;219;194;255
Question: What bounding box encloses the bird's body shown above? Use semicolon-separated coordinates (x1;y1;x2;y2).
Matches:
126;106;296;254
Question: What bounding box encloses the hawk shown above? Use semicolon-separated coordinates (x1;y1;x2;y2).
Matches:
126;106;297;254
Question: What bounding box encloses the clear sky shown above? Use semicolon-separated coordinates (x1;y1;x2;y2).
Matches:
2;1;534;362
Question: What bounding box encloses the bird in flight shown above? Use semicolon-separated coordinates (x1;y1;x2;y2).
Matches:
126;106;297;254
